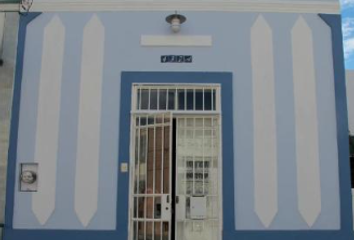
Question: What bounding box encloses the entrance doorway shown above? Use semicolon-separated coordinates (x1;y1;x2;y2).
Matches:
129;85;222;240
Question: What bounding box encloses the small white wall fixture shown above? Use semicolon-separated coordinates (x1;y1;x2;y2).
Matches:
251;15;278;228
141;35;212;47
32;15;65;225
291;16;321;227
74;14;104;227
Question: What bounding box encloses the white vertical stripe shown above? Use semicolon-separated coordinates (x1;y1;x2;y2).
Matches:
32;15;65;225
291;16;321;227
75;15;104;227
251;15;278;228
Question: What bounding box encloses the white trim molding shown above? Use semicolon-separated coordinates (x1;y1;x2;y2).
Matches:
0;0;339;14
141;35;212;47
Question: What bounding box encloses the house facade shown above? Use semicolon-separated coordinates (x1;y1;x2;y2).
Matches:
0;0;353;240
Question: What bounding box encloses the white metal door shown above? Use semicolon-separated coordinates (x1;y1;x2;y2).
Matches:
130;113;173;240
175;116;221;240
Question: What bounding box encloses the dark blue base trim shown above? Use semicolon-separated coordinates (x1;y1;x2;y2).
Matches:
4;229;125;240
223;230;353;240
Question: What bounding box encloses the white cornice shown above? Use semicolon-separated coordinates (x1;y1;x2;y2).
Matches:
0;0;340;14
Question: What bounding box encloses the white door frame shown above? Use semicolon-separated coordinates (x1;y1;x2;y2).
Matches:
128;84;223;240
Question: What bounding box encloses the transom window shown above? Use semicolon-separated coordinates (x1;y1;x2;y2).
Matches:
133;84;220;112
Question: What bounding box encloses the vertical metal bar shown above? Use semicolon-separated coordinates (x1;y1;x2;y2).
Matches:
160;115;165;240
184;88;187;111
148;88;151;111
193;89;196;111
139;88;141;110
152;222;155;240
192;117;195;195
157;89;160;111
211;116;215;217
137;116;141;194
161;115;165;195
202;117;205;195
183;117;187;238
139;88;142;110
169;112;173;240
152;116;156;240
214;117;218;195
175;117;178;240
135;87;138;110
175;88;178;111
136;116;141;240
131;116;137;240
184;118;187;196
145;116;149;240
211;88;214;112
152;116;157;239
153;115;156;194
218;88;221;111
166;89;169;111
202;88;205;112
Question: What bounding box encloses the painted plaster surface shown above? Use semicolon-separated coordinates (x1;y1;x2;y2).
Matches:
12;12;340;231
347;70;354;134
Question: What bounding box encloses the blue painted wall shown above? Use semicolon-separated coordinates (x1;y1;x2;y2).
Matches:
3;10;353;240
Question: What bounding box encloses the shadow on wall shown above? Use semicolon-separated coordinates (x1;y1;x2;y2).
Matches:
347;70;354;231
0;11;19;229
349;136;354;186
348;70;354;136
350;136;354;231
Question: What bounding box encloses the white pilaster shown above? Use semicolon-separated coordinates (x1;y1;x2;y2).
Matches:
292;16;321;227
32;15;65;225
74;15;104;227
251;15;278;228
